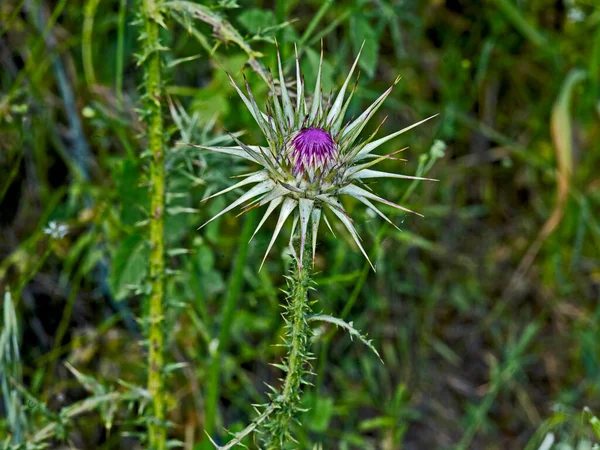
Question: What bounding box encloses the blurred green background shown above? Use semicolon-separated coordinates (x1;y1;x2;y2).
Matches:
1;0;600;448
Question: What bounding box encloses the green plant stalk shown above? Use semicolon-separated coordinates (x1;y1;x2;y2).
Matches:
1;292;26;443
298;0;333;48
82;0;100;86
0;153;22;213
263;244;313;448
492;0;547;48
281;268;310;398
141;1;166;448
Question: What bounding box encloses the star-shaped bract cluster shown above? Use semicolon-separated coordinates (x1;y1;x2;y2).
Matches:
185;43;437;271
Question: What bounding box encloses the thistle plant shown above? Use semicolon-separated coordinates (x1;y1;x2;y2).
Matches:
185;44;437;448
191;44;436;271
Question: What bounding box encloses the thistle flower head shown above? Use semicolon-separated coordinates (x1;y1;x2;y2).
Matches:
190;43;437;271
289;127;337;179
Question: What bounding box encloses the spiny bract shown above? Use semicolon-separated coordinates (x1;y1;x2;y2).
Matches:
188;44;437;271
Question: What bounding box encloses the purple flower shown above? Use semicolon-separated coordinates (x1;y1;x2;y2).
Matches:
289;128;337;179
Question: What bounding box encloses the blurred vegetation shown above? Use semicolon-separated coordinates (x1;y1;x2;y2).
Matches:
1;0;600;449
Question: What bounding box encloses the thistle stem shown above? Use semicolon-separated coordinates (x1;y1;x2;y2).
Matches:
264;245;313;448
141;0;166;447
282;271;310;400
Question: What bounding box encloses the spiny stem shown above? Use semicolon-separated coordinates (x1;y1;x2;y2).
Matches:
263;244;313;448
282;271;310;400
141;0;166;448
208;242;315;449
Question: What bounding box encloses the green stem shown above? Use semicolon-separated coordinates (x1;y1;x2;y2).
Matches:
141;0;166;448
298;0;333;48
492;0;547;48
282;273;310;401
264;246;313;448
82;0;100;86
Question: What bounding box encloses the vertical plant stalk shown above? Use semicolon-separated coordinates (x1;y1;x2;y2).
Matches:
141;0;166;448
263;242;314;448
82;0;100;87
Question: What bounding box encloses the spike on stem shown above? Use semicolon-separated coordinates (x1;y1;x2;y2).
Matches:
262;236;314;447
141;0;167;447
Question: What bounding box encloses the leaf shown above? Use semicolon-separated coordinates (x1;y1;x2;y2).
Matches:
359;416;395;431
305;396;334;432
108;234;148;301
192;246;225;299
584;407;600;439
516;69;586;275
238;8;276;34
111;159;146;225
163;362;189;373
207;403;277;450
218;0;239;8
349;15;379;78
65;363;104;395
308;314;383;363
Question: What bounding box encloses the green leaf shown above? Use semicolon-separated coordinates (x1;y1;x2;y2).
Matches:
584;407;600;439
218;0;239;8
111;159;146;225
308;314;383;362
238;9;276;34
359;416;395;431
192;245;225;298
108;234;148;300
305;395;334;432
163;362;189;374
349;15;379;78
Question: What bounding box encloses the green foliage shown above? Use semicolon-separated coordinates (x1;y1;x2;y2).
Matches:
1;0;600;449
1;292;27;445
108;234;149;300
349;16;379;78
238;9;277;35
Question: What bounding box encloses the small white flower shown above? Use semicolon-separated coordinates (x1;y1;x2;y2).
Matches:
430;140;447;159
567;7;585;22
186;44;437;271
43;221;69;239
